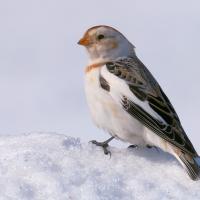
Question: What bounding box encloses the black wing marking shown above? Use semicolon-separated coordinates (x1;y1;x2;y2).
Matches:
122;96;196;155
99;74;110;92
106;57;197;156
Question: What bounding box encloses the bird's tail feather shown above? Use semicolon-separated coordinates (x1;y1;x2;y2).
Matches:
178;152;200;181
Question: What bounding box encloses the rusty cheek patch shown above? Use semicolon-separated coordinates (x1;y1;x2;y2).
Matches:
110;41;118;49
103;40;118;49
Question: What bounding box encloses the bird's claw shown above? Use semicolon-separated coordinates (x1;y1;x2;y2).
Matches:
128;144;138;149
128;144;159;152
146;145;159;152
90;140;112;157
103;147;111;157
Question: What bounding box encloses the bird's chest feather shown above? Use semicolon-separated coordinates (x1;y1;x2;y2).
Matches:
84;68;119;129
84;67;144;141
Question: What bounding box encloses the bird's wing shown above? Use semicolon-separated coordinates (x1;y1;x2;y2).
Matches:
101;57;197;156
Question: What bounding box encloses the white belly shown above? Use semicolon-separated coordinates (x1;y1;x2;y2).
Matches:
85;68;146;145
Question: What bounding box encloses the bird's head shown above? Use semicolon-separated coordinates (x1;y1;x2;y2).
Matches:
78;25;135;63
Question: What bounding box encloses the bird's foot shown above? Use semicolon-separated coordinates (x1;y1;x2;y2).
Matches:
146;145;159;151
90;140;111;156
90;136;114;157
128;144;159;151
128;144;138;149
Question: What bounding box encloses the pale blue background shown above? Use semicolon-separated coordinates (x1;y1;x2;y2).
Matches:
0;0;199;152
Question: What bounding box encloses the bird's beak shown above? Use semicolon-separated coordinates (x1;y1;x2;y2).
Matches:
78;36;91;46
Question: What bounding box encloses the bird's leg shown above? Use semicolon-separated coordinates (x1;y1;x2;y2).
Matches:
90;136;115;156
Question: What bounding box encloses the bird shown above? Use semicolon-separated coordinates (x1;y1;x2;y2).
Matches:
78;25;200;180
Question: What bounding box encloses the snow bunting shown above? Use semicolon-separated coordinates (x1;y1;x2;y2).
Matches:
78;25;200;180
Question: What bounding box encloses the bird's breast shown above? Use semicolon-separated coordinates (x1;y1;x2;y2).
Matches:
84;67;144;143
84;68;117;128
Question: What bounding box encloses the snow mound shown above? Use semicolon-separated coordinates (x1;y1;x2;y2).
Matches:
0;133;199;200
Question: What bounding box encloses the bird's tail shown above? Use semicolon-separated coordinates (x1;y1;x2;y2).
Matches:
177;152;200;181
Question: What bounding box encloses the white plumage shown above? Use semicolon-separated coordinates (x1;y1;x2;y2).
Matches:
79;25;200;180
85;66;145;145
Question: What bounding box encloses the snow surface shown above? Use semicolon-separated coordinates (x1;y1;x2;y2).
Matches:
0;133;199;200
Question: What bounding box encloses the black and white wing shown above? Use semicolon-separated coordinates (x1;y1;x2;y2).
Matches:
101;56;197;156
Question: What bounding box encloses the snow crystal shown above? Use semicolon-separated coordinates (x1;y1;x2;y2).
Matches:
0;133;199;200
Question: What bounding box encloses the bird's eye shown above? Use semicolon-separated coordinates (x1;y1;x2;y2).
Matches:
97;34;105;40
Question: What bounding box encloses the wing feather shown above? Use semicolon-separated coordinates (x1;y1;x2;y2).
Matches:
105;57;197;156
